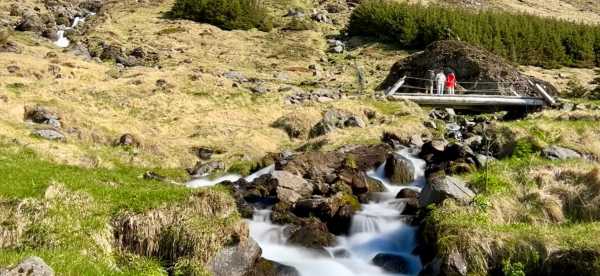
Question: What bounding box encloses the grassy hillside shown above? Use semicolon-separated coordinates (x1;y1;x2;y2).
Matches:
0;0;599;274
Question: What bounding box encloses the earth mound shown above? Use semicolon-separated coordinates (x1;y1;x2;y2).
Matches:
379;40;557;97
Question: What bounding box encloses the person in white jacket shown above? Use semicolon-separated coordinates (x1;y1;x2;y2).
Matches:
435;71;446;95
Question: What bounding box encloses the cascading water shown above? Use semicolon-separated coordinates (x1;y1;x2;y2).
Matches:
53;13;95;48
187;148;426;275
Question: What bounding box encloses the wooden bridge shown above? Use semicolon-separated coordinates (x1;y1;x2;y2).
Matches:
384;76;556;112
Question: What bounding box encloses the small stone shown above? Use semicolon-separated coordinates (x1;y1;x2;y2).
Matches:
114;133;140;147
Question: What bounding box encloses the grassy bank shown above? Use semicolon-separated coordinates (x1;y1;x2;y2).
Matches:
0;143;240;275
425;112;600;274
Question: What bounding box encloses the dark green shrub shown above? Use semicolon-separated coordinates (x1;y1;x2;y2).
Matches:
564;79;589;98
168;0;273;32
347;0;600;68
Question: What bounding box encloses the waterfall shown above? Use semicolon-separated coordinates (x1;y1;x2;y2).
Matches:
187;149;426;275
54;13;96;48
54;30;70;48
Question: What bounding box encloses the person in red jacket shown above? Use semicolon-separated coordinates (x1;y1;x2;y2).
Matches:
446;72;456;95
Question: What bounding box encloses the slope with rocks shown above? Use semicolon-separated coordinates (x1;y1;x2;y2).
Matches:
0;0;599;275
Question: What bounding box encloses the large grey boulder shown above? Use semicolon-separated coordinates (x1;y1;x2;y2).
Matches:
32;129;65;141
209;238;261;276
384;153;415;185
1;256;54;276
271;171;313;204
419;175;475;207
371;253;411;274
542;145;582;161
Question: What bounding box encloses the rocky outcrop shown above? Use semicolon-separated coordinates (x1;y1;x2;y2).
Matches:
384;153;415;185
379;40;557;97
0;256;54;276
230;144;392;236
419;175;475;206
272;114;314;139
24;105;61;129
247;258;300;276
32;129;66;142
309;109;366;138
286;218;336;252
542;145;582;161
209;238;262;276
419;251;468;276
542;249;600;276
188;161;225;178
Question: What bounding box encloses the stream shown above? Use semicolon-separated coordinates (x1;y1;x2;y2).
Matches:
54;13;95;48
187;148;426;276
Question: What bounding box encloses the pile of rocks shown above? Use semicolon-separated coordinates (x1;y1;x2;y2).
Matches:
309;108;366;138
222;144;412;252
10;0;102;43
284;88;345;104
24;105;66;142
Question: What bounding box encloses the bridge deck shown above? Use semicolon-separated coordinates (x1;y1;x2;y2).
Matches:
387;93;546;110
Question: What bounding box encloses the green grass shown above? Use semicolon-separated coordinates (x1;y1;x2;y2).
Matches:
428;149;600;274
0;147;191;213
0;144;243;275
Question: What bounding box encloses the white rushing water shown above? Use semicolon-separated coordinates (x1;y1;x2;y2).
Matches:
54;30;70;48
187;148;426;276
54;14;95;48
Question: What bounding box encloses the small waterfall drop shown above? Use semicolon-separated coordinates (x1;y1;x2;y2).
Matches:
186;149;427;275
54;30;70;48
54;13;96;48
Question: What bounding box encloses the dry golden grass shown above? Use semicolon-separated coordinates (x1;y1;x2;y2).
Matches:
0;0;426;171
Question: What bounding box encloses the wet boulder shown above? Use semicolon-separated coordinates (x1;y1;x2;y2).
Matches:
287;218;336;251
384;153;415;185
293;196;339;221
209;238;262;276
339;170;385;195
248;258;300;276
271;171;313;204
419;175;475;207
419;139;448;163
396;188;419;199
328;204;355;235
542;145;582;161
371;253;411;274
0;256;54;276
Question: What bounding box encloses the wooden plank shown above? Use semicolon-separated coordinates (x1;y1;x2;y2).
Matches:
387;94;545;107
385;76;406;95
